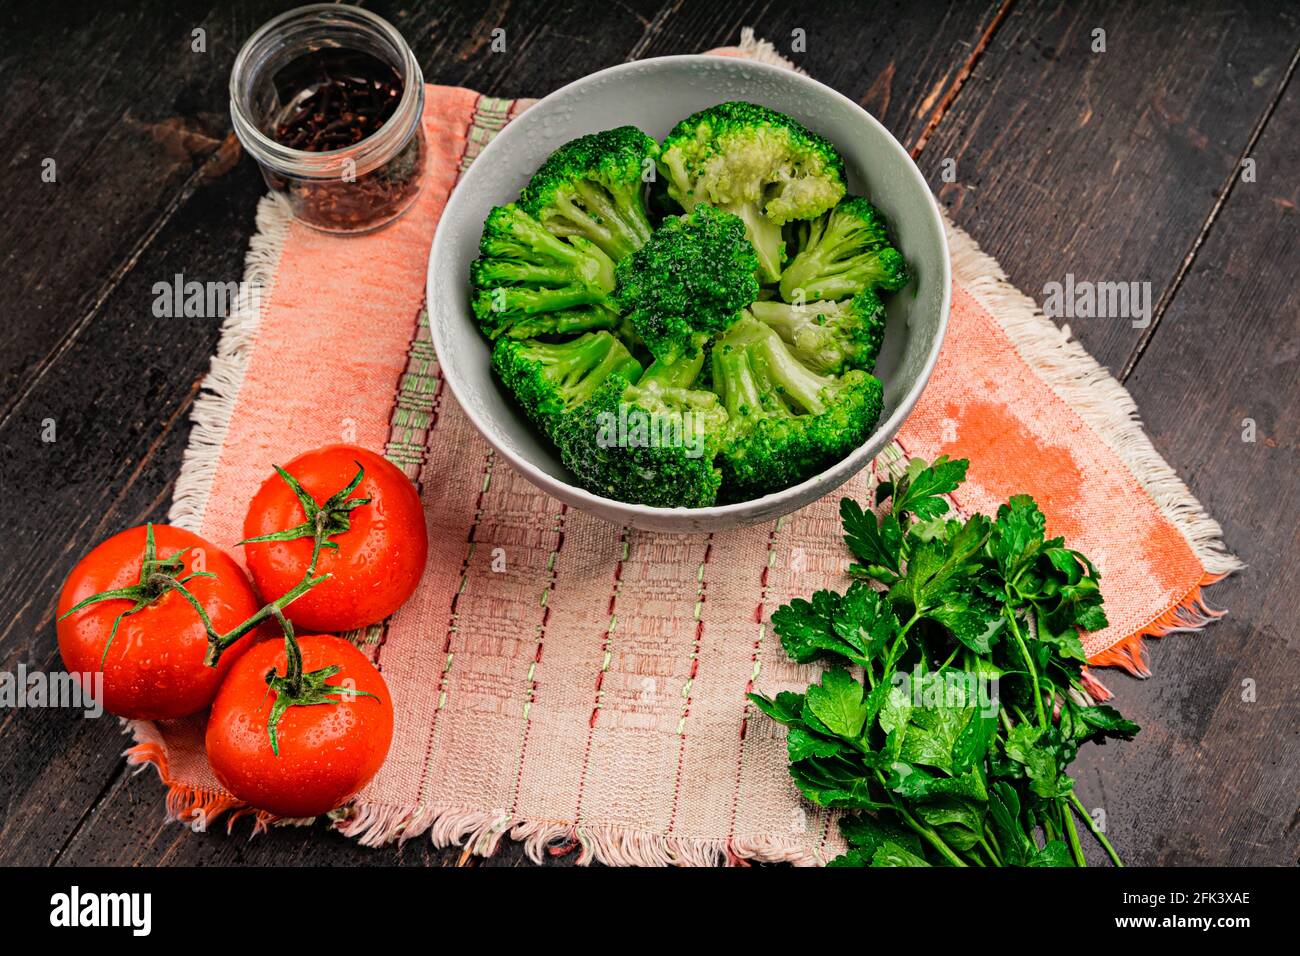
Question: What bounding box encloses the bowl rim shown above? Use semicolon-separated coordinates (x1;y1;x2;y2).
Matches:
426;53;950;521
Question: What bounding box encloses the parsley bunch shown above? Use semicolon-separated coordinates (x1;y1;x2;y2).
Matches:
751;457;1138;866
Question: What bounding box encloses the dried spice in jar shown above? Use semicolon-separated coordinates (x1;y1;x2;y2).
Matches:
271;50;402;151
230;7;427;234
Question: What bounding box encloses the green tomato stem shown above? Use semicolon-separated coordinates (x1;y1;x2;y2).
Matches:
271;607;304;697
204;571;327;666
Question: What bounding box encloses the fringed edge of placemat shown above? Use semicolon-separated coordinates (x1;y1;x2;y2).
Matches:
123;720;242;830
124;719;322;837
944;213;1242;689
123;718;824;864
331;803;824;866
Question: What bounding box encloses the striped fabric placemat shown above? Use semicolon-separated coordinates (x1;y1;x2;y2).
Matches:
127;38;1237;865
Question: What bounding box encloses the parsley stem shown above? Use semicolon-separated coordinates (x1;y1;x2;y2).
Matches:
1005;607;1047;729
1041;809;1058;843
985;824;1004;859
1061;798;1086;866
999;707;1015;736
884;612;923;673
1067;792;1123;867
978;833;1003;866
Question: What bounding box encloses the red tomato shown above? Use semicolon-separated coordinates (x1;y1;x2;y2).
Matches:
205;634;393;817
56;525;263;720
242;445;427;632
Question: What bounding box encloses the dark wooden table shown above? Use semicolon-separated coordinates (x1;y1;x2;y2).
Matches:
1;0;1296;867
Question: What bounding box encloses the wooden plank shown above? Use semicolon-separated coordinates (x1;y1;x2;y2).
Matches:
1068;78;1300;866
365;0;665;98
625;0;1010;152
0;1;251;417
28;0;1008;867
915;0;1300;375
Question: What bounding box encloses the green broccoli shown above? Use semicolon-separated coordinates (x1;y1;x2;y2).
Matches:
519;126;659;264
710;314;883;500
553;350;729;508
614;203;759;364
749;289;887;375
658;102;847;283
471;203;619;339
491;331;643;434
778;196;909;302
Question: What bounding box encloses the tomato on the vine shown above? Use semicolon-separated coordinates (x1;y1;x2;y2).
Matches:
241;444;427;633
205;633;394;817
56;525;264;720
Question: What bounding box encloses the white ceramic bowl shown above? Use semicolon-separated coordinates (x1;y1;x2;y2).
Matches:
427;55;949;532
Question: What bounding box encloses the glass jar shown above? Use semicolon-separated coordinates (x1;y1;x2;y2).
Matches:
229;4;426;234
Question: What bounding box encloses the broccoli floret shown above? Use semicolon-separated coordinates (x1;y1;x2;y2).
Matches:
471;203;619;339
491;332;643;434
749;289;887;375
710;315;883;500
778;196;909;302
659;102;847;283
519;126;659;264
553;350;729;508
614;204;759;364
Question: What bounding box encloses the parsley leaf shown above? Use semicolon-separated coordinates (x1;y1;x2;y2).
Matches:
770;582;898;667
770;590;842;664
790;756;882;809
833;582;898;664
869;841;933;867
746;690;803;726
889;456;968;521
805;667;870;738
896;671;987;774
839;813;924;858
990;494;1047;581
1004;724;1073;798
840;498;903;579
1060;700;1140;745
889;515;999;652
787;724;848;762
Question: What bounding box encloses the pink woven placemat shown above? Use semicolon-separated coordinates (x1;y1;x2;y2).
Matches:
129;38;1238;865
